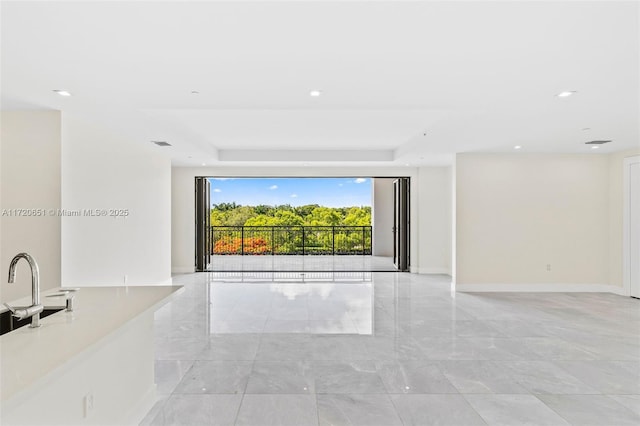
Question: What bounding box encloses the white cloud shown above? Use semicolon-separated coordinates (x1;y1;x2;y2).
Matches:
268;185;278;190
213;188;222;193
354;178;367;184
338;183;344;187
290;193;298;198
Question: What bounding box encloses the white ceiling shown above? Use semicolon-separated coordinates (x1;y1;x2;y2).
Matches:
2;1;638;166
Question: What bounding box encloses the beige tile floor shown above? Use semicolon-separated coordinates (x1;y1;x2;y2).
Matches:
141;273;640;426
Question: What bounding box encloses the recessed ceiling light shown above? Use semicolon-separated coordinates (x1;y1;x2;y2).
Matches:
53;90;71;97
556;91;576;98
201;163;206;166
591;146;600;150
309;90;322;97
514;145;522;150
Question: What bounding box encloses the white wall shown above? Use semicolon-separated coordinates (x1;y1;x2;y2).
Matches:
61;114;171;286
171;167;425;273
416;167;452;274
456;153;612;290
372;178;394;257
1;111;61;301
171;167;195;273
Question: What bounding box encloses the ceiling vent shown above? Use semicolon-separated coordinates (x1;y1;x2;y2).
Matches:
585;140;612;145
151;141;172;147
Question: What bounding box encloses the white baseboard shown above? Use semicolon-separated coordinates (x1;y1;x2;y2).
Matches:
416;267;451;275
172;266;195;274
128;277;174;286
455;283;626;295
64;277;174;287
154;277;173;286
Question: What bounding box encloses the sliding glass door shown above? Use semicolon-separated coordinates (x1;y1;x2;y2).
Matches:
393;177;410;272
195;177;210;272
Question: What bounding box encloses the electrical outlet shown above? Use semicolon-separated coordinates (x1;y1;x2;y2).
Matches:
83;393;94;418
546;264;551;272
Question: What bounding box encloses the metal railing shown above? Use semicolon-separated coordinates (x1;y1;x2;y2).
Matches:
211;226;372;255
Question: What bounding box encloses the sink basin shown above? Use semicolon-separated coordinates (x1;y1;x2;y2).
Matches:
0;308;65;336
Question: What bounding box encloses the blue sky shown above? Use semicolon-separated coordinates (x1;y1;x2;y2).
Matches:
209;177;371;208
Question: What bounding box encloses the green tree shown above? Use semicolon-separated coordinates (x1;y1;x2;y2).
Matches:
210;209;228;226
244;214;274;226
225;206;256;226
294;204;320;218
272;210;304;226
210;204;371;227
244;211;305;226
306;207;341;226
275;204;294;212
214;202;238;212
344;207;371;226
254;205;274;216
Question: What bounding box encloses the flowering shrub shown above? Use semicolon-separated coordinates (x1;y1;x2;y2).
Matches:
213;237;270;254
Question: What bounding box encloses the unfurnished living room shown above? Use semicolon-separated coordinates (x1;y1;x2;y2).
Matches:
1;1;639;425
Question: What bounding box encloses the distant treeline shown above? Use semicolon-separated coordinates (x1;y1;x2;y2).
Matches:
210;203;371;227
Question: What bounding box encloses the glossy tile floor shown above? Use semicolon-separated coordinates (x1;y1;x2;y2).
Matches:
208;255;397;272
141;273;640;426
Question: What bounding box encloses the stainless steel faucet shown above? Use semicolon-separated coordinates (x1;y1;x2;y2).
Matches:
4;253;44;328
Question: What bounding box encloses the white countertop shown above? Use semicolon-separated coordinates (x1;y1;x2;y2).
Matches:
0;285;182;401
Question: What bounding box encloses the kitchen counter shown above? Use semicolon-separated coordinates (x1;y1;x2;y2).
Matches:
1;285;182;424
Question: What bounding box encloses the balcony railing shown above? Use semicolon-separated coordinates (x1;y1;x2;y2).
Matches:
211;226;372;255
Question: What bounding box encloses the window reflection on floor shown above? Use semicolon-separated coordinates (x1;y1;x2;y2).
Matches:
208;281;373;335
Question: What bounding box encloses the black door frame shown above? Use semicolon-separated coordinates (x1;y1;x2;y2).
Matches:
195;177;210;272
393;177;410;272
